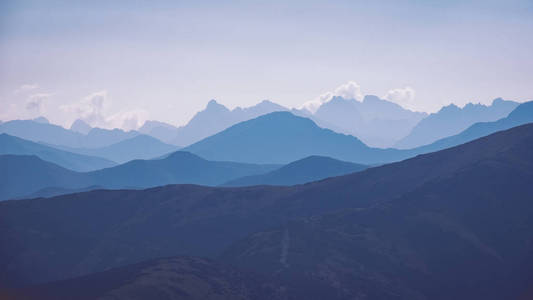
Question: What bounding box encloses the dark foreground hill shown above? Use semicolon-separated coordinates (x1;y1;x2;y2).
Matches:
13;257;283;300
1;124;533;299
223;155;367;186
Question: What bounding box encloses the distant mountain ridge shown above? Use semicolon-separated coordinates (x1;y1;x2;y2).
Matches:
395;98;519;148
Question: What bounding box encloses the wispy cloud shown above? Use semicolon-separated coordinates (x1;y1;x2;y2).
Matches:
301;81;363;113
384;86;416;110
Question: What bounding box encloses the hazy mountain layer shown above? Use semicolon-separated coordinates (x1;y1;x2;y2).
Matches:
0;119;140;148
0;151;278;200
0;134;116;171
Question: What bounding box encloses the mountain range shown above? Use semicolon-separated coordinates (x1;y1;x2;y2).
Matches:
141;96;428;148
2;123;533;300
184;101;533;165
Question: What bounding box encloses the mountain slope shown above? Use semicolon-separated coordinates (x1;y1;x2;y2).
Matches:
395;98;519;148
223;156;367;186
1;123;532;289
52;135;180;163
0;134;116;171
87;151;278;188
184;111;410;164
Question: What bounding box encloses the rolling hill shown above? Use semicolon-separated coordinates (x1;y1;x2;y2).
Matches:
223;155;367;186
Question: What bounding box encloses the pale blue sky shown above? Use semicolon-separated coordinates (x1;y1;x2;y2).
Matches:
1;0;532;129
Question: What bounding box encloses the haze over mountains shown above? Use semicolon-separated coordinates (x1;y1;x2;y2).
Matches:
1;96;522;154
2;123;533;299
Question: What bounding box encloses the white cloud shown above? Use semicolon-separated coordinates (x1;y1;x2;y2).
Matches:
384;86;416;109
107;109;150;131
60;91;149;130
60;91;109;127
333;81;363;101
300;81;363;113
